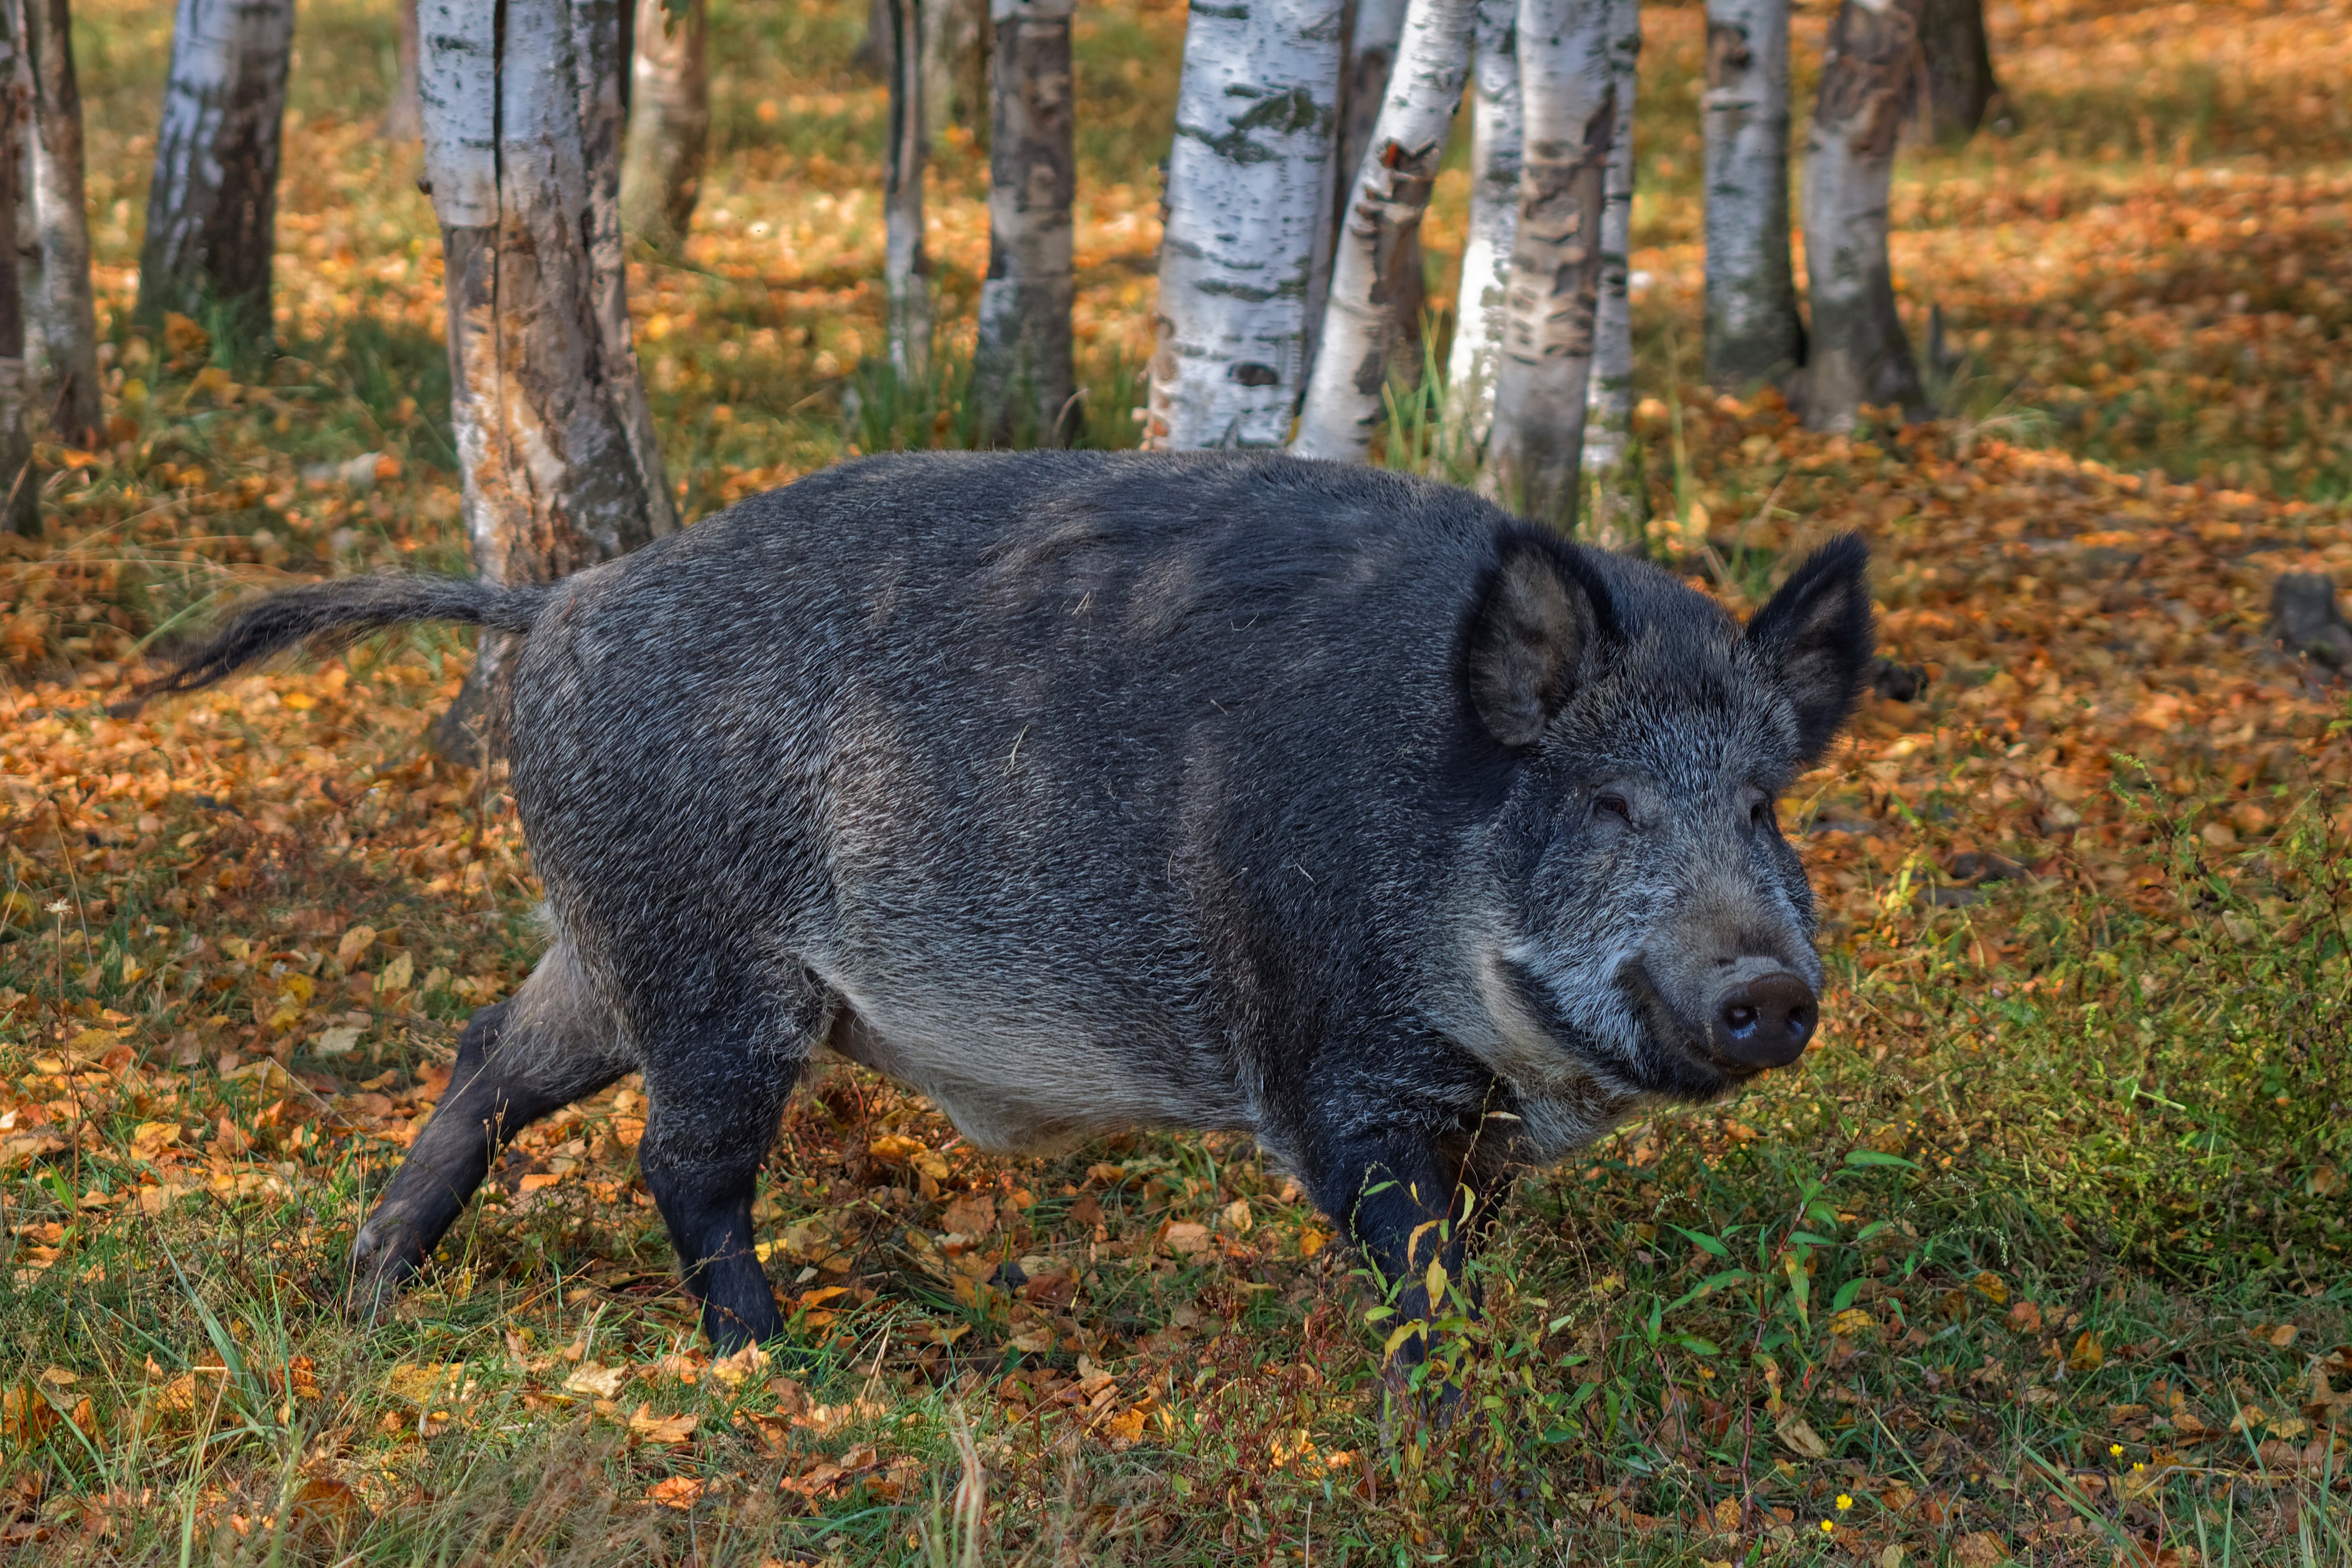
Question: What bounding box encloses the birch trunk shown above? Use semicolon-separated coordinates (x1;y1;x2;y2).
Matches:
1578;0;1639;545
620;0;708;252
136;0;295;342
19;0;99;449
422;0;671;753
1144;0;1343;450
1292;0;1475;462
1798;0;1926;432
381;0;422;140
1914;0;1997;145
1321;0;1421;395
972;0;1074;444
1443;0;1518;449
1701;0;1801;386
1481;0;1612;523
0;3;35;534
885;0;933;380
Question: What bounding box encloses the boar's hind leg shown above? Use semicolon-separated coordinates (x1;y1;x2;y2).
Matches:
348;945;630;1317
634;989;825;1353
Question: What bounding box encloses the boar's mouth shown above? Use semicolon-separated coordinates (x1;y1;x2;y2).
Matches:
1613;959;1784;1098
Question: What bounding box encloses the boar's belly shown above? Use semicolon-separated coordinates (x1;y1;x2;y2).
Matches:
818;994;1248;1154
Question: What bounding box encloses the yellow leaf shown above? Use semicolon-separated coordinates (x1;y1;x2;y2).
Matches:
1163;1221;1210;1256
626;1403;698;1444
335;925;378;969
376;951;415;995
1424;1258;1448;1311
162;312;210;359
129;1121;181;1162
646;1476;705;1509
2067;1332;2105;1373
1776;1414;1830;1459
37;1367;75;1387
2269;1323;2299;1348
517;1171;563;1194
1971;1271;2008;1306
1830;1308;1877;1338
1100;1406;1146;1448
386;1363;474;1406
708;1343;769;1388
278;971;316;1005
1220;1198;1252;1235
563;1362;626;1399
866;1133;926;1163
1296;1227;1328;1259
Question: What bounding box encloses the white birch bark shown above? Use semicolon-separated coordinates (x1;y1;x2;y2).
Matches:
885;0;933;380
972;0;1075;443
0;2;35;534
1144;0;1344;450
1579;0;1638;544
1481;0;1613;522
422;0;669;750
1313;0;1409;384
17;0;99;449
136;0;295;340
1292;0;1475;461
1443;0;1518;448
1798;0;1926;431
1701;0;1801;384
621;0;708;250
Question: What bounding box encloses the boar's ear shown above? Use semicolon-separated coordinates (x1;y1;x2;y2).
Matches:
1465;530;1608;748
1744;532;1875;763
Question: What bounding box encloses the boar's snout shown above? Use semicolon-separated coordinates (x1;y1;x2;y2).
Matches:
1710;969;1816;1069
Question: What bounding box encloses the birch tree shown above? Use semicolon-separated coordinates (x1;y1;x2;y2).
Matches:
0;0;34;534
420;0;673;751
1701;0;1801;386
621;0;709;252
884;0;932;380
1292;0;1475;462
18;0;99;449
1321;0;1418;390
1143;0;1343;450
1481;0;1613;523
137;0;295;342
1443;0;1518;449
972;0;1075;443
1579;0;1639;543
1798;0;1926;432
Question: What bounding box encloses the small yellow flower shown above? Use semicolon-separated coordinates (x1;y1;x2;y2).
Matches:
2132;1462;2146;1473
1836;1494;1854;1512
2109;1443;2125;1458
1820;1521;1835;1535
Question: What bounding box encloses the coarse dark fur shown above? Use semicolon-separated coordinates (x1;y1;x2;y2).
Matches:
149;451;1874;1355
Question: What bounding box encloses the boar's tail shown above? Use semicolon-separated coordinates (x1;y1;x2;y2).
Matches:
138;575;554;697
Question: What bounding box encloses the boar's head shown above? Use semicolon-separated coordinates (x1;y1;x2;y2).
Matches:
1453;529;1873;1119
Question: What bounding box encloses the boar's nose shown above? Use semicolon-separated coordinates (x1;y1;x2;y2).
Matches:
1711;971;1817;1068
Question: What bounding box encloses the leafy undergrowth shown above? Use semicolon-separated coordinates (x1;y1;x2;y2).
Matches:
4;0;2352;1562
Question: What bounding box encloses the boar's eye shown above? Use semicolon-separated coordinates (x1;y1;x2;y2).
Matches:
1593;791;1634;825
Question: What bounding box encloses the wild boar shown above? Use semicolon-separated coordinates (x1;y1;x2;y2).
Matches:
149;451;1872;1351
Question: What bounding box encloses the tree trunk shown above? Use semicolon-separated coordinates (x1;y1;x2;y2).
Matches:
1579;0;1638;546
0;3;35;534
1914;0;1996;145
1481;0;1612;524
421;0;672;755
972;0;1075;445
1292;0;1475;462
1700;0;1801;386
136;0;295;344
382;0;422;140
884;0;932;380
620;0;708;251
18;0;99;449
1443;0;1518;450
1323;0;1422;398
1797;0;1926;432
1143;0;1344;450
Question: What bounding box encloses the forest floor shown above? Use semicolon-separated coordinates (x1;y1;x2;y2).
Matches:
2;0;2350;1561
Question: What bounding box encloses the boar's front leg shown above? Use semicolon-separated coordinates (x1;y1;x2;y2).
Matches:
1303;1128;1507;1378
633;988;822;1352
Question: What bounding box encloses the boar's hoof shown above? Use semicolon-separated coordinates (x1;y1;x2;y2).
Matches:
346;1217;428;1320
1711;972;1817;1069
